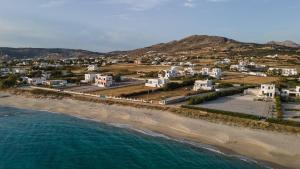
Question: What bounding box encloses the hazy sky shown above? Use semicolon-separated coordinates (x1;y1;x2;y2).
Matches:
0;0;299;52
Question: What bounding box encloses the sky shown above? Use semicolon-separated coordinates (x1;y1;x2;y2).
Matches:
0;0;299;52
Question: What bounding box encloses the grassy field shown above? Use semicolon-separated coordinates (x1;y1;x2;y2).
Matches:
221;72;279;84
90;84;153;96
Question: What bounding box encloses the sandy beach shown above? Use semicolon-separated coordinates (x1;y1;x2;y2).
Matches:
1;92;300;169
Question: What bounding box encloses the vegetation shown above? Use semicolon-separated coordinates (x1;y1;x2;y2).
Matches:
275;96;283;119
0;75;18;89
182;105;261;120
113;73;122;82
188;87;247;105
119;88;162;98
163;79;194;91
30;89;71;98
217;83;234;88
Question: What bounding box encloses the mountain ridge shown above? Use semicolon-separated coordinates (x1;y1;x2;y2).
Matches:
1;35;299;59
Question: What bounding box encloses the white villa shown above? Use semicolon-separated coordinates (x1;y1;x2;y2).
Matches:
95;75;113;87
87;65;99;71
281;86;300;97
182;67;196;76
210;68;222;79
145;78;168;88
201;67;222;79
282;68;298;77
159;66;180;79
201;67;210;76
230;64;249;72
193;79;214;91
26;77;46;85
44;80;67;87
268;68;298;77
82;73;97;83
259;84;276;98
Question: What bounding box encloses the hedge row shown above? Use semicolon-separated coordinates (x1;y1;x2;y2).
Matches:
163;79;194;91
182;105;261;120
119;88;162;98
275;96;283;119
30;89;71;97
183;105;300;128
266;118;300;128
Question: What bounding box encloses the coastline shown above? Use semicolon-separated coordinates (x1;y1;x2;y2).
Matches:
1;92;300;169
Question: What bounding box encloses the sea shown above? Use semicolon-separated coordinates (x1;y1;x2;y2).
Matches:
0;106;270;169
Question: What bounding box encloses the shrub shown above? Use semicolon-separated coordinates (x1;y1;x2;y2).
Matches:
0;75;17;89
275;96;283;119
182;105;260;120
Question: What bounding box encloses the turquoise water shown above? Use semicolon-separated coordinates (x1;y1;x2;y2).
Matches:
0;106;269;169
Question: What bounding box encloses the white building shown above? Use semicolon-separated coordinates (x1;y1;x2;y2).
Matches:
282;68;298;77
145;78;168;88
159;66;180;79
26;77;46;85
95;75;113;87
201;67;210;76
87;65;99;71
215;58;231;65
82;73;97;83
44;80;67;87
12;68;28;74
201;67;222;79
182;67;196;76
259;84;276;98
281;86;300;97
210;68;222;79
268;68;298;77
193;79;214;91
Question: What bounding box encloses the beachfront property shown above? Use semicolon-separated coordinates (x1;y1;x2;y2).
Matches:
95;75;113;87
193;79;214;91
87;64;99;71
82;73;97;83
25;77;46;85
259;84;276;98
281;86;300;98
145;78;169;88
44;80;68;87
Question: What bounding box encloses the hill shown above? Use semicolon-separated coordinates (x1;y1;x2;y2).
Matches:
267;40;300;48
0;48;105;59
1;35;299;60
121;35;300;59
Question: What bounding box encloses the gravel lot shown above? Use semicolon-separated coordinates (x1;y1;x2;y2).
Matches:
195;94;275;118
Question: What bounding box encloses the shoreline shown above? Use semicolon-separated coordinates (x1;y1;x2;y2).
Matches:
0;92;300;169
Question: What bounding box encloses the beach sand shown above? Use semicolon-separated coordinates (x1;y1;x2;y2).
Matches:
0;92;300;169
